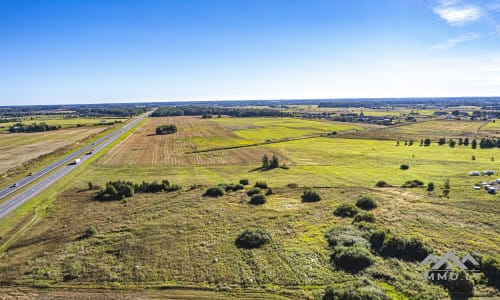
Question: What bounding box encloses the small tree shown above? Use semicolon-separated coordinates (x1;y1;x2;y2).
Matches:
262;155;270;169
239;179;249;185
88;182;93;190
438;138;446;145
427;182;435;192
471;139;477;149
448;139;456;148
400;164;409;170
270;154;279;169
464;137;470;146
424;138;431;146
443;179;450;197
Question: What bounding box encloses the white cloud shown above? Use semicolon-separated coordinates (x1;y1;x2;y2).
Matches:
432;32;480;48
433;5;482;25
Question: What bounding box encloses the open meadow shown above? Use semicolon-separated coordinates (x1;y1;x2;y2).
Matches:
0;115;499;299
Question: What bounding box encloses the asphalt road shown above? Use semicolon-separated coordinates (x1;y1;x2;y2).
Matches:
0;111;151;219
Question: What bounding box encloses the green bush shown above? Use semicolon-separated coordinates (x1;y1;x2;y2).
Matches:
235;229;271;249
254;181;268;189
400;164;409;170
82;227;96;239
323;284;386;300
239;179;249;185
371;233;431;261
355;197;377;210
301;188;321;202
331;246;374;273
265;188;273;195
334;204;359;218
249;194;266;205
352;212;376;223
374;181;390;187
204;186;225;197
325;226;370;249
401;179;424;188
246;187;262;196
482;255;500;289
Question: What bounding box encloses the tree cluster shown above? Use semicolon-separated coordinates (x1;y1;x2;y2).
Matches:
9;122;60;133
261;154;280;170
156;124;177;135
94;179;179;201
151;106;293;118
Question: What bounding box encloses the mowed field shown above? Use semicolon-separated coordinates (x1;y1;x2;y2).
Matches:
0;115;499;299
0;127;107;176
100;117;362;166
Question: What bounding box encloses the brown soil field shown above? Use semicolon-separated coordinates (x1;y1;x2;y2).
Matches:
0;127;107;176
100;117;282;166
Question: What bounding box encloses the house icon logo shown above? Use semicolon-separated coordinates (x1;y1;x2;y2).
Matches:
420;251;480;281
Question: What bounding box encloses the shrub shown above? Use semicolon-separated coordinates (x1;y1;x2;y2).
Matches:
401;179;424;188
254;181;268;189
301;188;321;202
204;186;225;197
334;204;359;218
331;246;374;273
325;226;370;249
82;227;96;239
377;235;431;261
221;183;244;192
427;182;435;192
352;212;376;223
375;181;390;187
246;187;262;196
249;194;266;205
482;255;500;289
400;164;409;170
235;229;271;249
355;197;377;210
287;183;298;188
323;284;386;300
239;179;249;185
265;188;273;195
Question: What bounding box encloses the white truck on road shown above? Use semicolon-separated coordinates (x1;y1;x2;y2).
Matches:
71;158;81;165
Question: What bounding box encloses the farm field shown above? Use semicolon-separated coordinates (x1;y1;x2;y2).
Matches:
481;119;500;134
0;115;499;299
0;117;127;133
212;117;364;143
0;127;109;184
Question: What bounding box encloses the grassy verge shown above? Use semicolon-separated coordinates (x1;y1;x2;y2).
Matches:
0;118;146;249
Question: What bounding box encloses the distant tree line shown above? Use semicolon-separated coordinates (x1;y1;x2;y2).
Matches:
402;137;500;149
151;106;293;118
156;124;177;135
9;122;61;133
94;179;180;201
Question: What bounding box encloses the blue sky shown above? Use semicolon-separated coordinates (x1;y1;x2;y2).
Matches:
0;0;499;105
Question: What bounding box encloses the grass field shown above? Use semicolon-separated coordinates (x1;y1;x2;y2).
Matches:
212;117;363;143
0;115;499;299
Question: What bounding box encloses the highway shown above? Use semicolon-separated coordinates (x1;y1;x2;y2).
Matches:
0;111;151;219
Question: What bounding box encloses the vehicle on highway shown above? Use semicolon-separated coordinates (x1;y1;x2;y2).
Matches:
11;183;18;188
86;149;94;155
70;158;81;165
28;172;33;176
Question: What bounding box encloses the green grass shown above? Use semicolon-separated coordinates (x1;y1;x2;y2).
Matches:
0;116;499;299
211;117;362;143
